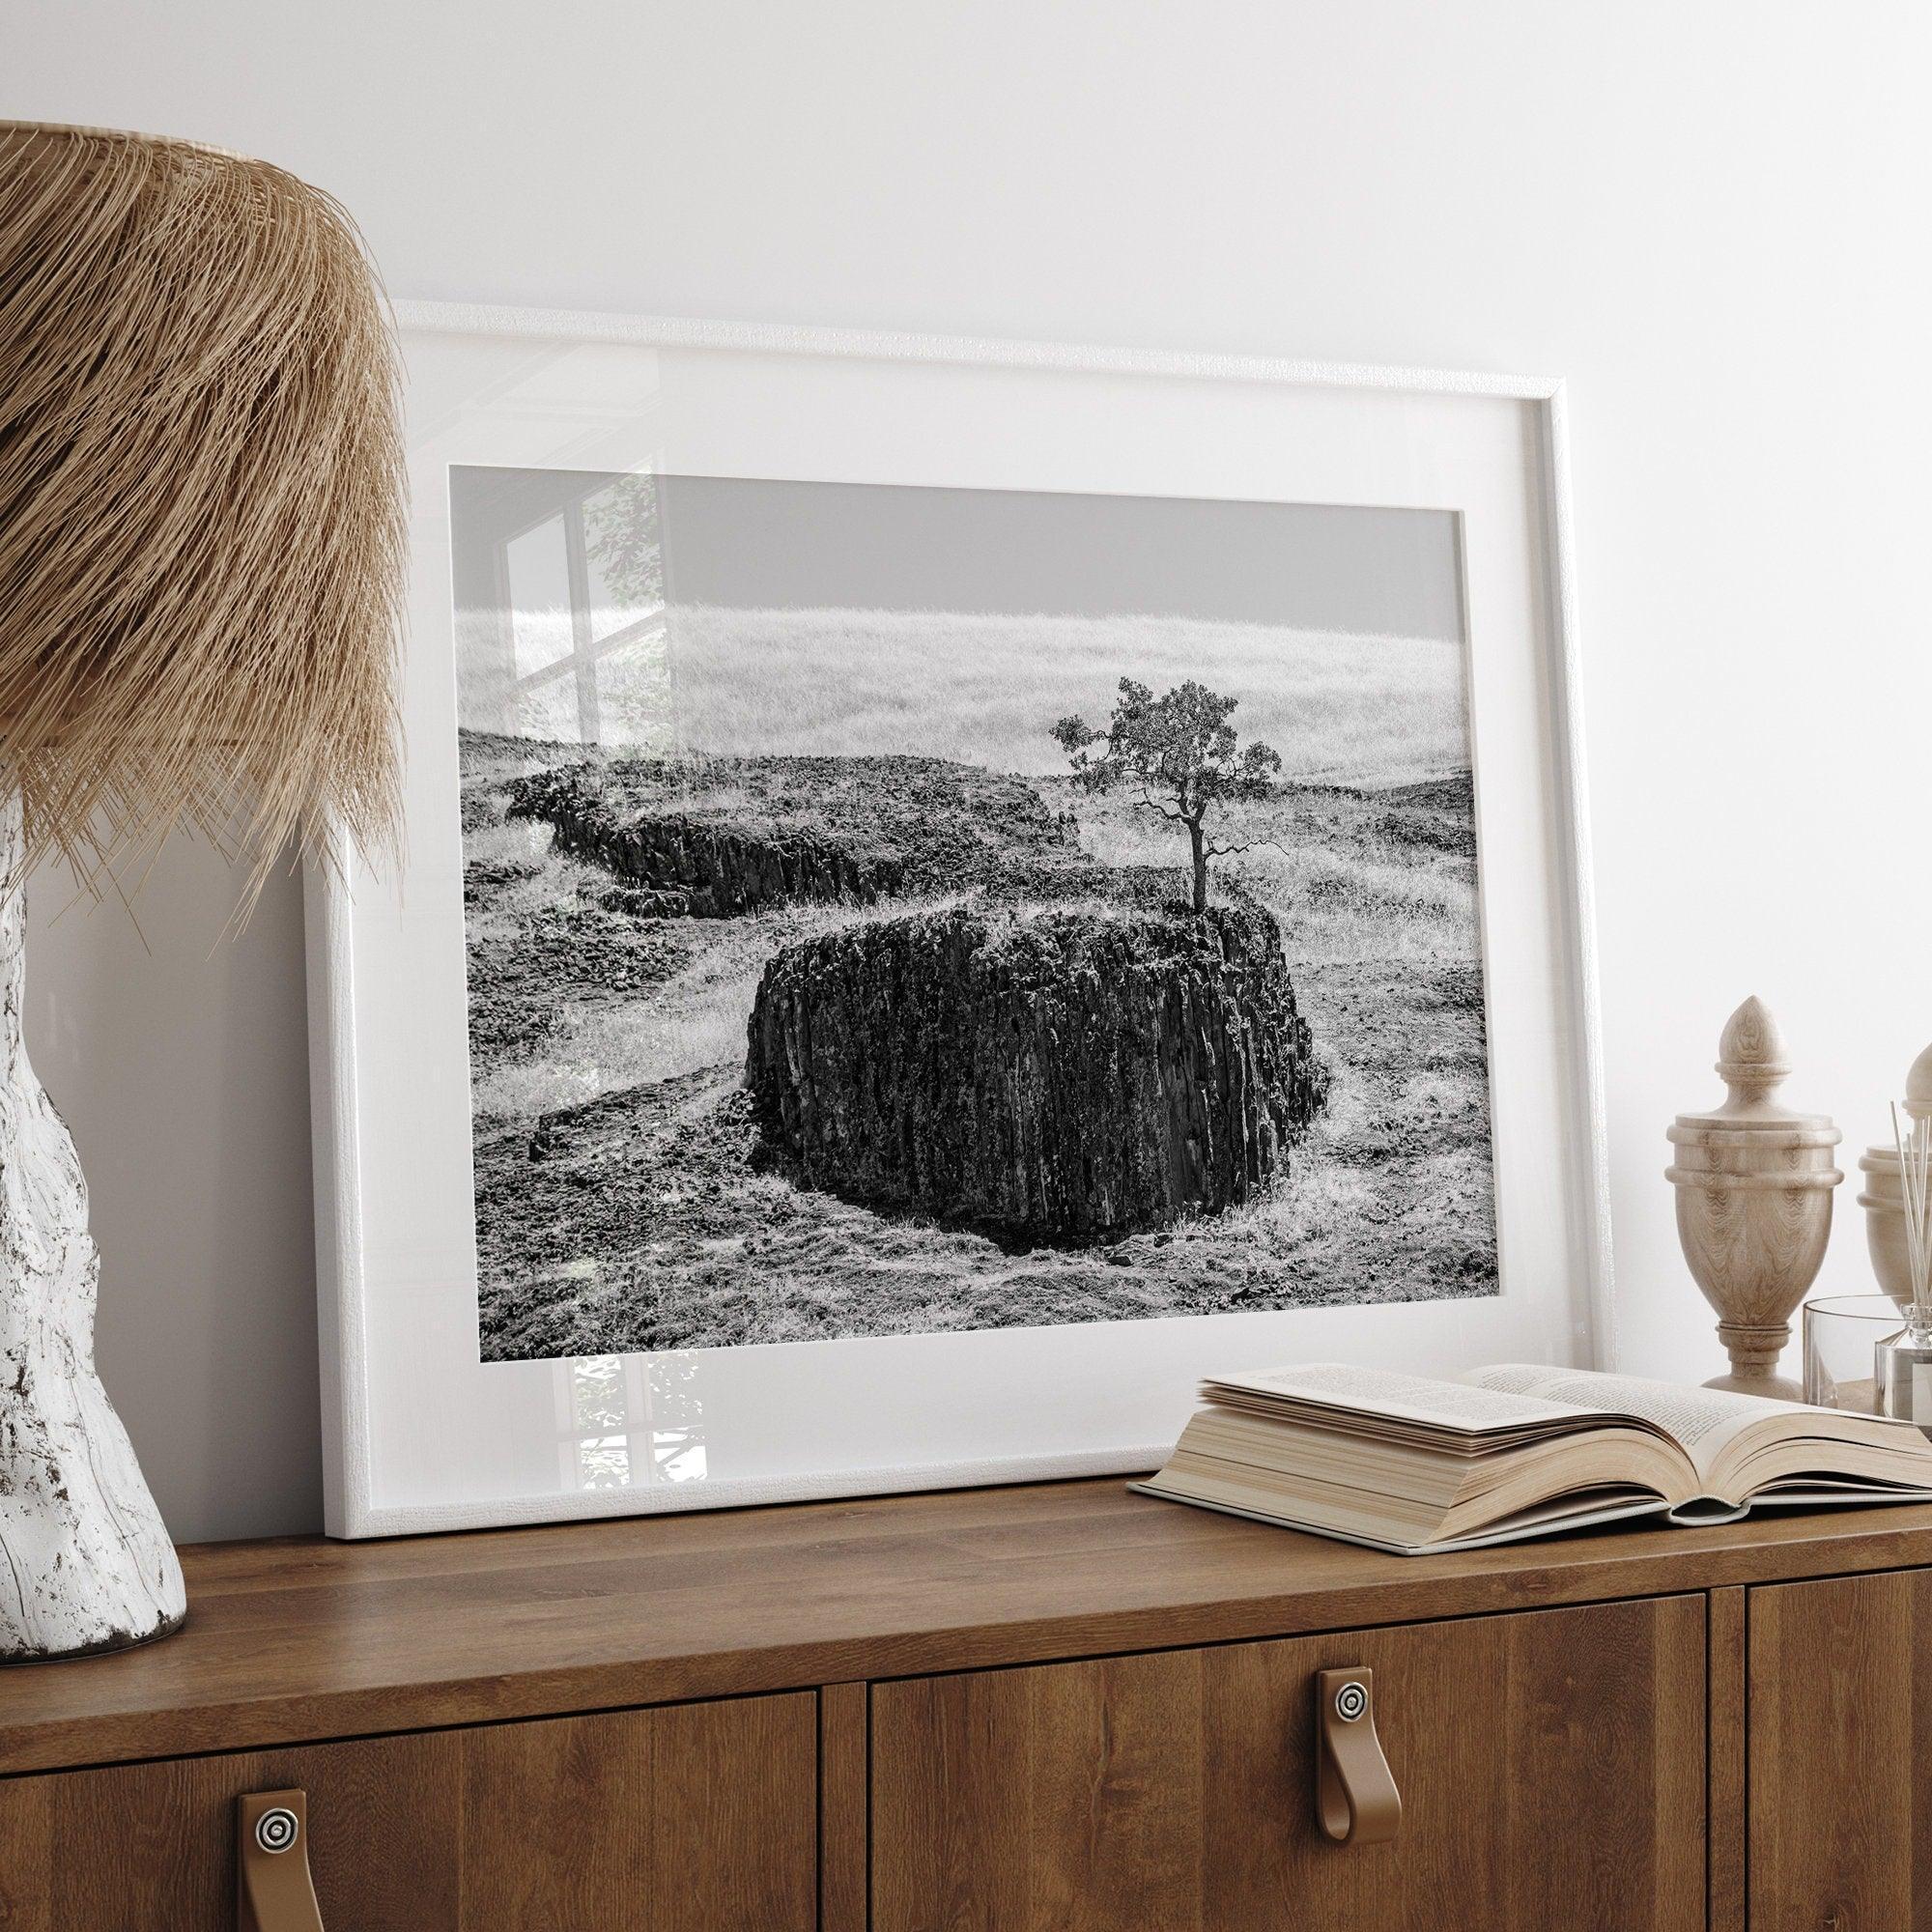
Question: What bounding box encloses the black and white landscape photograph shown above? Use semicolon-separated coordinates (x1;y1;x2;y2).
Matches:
451;466;1495;1362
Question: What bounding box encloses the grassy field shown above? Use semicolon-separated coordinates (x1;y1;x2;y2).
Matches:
624;605;1470;785
462;619;1497;1359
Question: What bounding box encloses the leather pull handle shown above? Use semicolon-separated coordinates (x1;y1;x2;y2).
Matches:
238;1790;325;1932
1315;1667;1401;1846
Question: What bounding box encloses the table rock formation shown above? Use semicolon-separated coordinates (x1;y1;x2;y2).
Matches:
746;899;1326;1245
507;753;1093;916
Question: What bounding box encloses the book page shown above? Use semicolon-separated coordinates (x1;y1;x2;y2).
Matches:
1130;1478;1677;1555
1208;1362;1602;1435
1463;1365;1808;1477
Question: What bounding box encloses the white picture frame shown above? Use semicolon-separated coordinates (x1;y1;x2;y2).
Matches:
306;302;1610;1538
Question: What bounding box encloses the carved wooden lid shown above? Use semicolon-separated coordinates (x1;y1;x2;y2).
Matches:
1861;1038;1932;1165
1671;996;1836;1134
1909;1041;1932;1120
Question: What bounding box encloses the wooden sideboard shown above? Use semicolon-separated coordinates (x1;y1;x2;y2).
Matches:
2;1477;1930;1928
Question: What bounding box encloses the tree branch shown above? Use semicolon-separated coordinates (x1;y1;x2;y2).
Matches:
1133;779;1188;824
1204;833;1293;861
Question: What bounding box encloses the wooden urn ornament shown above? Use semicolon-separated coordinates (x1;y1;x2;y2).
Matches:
1665;998;1843;1400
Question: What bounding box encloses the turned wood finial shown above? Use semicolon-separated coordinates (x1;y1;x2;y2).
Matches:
1709;996;1797;1122
1906;1040;1932;1122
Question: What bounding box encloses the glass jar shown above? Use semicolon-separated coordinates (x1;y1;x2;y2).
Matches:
1802;1294;1903;1414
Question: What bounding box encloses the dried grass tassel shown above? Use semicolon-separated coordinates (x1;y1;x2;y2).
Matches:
0;122;406;901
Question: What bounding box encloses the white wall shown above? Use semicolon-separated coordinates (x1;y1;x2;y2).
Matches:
8;0;1931;1543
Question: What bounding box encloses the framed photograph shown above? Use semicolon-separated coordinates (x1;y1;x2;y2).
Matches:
305;304;1610;1537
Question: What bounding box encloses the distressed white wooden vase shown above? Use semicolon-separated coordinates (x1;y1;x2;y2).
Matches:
0;794;185;1661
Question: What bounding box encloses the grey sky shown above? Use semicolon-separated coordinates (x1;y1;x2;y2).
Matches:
448;463;1471;776
446;465;1463;642
655;476;1463;640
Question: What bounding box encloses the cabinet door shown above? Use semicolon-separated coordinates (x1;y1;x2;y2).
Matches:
0;1691;816;1931
1749;1569;1932;1931
872;1596;1704;1932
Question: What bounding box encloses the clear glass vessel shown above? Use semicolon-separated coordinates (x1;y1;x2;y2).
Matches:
1802;1294;1903;1415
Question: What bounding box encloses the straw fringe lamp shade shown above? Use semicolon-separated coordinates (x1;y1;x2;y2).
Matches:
0;123;405;1661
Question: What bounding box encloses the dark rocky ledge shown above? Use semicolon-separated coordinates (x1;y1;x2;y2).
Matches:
746;900;1328;1246
506;753;1093;916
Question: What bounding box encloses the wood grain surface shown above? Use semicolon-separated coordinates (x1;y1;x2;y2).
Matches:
819;1681;868;1932
1748;1568;1932;1931
4;1478;1932;1777
0;1692;816;1931
871;1593;1706;1931
1707;1584;1747;1932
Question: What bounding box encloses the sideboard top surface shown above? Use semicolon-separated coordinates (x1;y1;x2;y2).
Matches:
4;1478;1932;1776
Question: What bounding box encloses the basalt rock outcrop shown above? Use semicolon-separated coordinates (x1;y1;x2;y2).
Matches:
746;900;1327;1245
576;810;887;917
507;753;1092;917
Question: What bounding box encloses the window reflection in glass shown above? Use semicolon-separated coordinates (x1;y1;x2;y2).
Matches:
455;466;673;753
564;1353;707;1491
504;513;575;680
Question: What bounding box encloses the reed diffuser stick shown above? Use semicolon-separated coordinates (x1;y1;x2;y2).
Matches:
1890;1102;1932;1338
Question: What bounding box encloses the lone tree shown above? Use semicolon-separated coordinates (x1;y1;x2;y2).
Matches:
1053;678;1282;914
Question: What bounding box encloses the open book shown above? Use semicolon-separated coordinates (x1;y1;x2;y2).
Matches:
1131;1362;1932;1555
